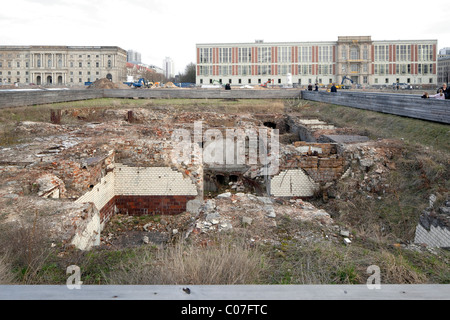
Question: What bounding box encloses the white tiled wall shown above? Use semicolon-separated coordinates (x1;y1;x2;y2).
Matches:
75;171;115;211
114;164;197;196
270;169;319;197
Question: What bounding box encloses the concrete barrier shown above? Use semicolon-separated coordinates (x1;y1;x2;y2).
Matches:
0;89;104;109
0;88;301;109
1;88;448;124
103;88;302;100
302;90;450;124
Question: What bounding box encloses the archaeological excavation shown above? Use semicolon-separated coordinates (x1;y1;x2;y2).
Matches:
0;93;448;285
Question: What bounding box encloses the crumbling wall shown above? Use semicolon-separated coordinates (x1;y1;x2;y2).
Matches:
270;169;319;197
70;203;101;251
415;223;450;248
74;171;115;224
114;164;198;216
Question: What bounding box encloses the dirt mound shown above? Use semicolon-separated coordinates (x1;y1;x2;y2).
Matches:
164;82;178;88
88;78;129;89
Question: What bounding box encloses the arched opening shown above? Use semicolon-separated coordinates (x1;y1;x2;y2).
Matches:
58;76;63;85
47;76;53;85
263;121;277;129
106;73;113;81
36;76;41;85
229;175;239;183
216;174;225;185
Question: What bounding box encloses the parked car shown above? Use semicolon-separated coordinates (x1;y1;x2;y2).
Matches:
393;83;412;90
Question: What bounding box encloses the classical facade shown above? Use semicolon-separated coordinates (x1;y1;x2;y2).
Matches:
0;46;127;86
196;36;438;87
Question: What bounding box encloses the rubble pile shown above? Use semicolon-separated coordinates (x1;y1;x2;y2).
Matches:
0;107;371;251
87;78;129;90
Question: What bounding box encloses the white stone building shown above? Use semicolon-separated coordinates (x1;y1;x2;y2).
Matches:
0;46;127;86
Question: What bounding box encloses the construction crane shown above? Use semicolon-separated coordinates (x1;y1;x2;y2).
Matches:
340;76;354;89
260;79;272;88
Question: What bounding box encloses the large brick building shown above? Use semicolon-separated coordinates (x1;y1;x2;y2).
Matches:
196;36;438;87
0;46;127;86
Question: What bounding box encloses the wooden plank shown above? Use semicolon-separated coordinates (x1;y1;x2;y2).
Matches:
0;285;449;300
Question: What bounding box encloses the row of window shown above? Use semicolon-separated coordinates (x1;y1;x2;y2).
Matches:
1;70;102;76
0;60;113;68
0;53;112;59
373;63;434;75
199;44;436;64
373;45;434;62
198;63;434;76
198;76;435;85
199;46;334;64
0;77;101;84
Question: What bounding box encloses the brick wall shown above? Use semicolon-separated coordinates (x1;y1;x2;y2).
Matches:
115;195;196;216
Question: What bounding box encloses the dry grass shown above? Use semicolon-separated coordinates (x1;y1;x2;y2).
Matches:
0;253;15;284
105;237;265;285
0;212;53;284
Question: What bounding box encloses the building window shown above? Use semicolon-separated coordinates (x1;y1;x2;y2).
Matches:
239;48;251;63
258;47;271;63
350;46;359;60
278;47;291;63
418;45;433;61
396;45;411;62
79;62;82;68
374;45;389;62
108;60;112;68
220;48;232;63
298;46;312;63
319;46;332;62
96;62;99;68
17;62;20;68
200;48;212;63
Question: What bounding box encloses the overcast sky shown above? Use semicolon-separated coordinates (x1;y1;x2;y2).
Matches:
1;0;449;74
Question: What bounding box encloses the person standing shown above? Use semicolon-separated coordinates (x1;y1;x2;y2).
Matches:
330;83;337;92
437;83;449;99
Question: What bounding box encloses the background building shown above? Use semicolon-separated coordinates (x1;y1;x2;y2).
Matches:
127;50;142;64
0;46;127;86
163;57;174;79
196;36;438;88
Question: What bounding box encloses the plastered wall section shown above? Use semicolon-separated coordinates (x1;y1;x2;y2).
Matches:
70;205;101;251
114;164;197;196
415;224;450;248
270;169;319;197
75;171;116;214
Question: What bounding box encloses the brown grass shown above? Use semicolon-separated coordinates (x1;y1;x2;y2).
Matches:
105;237;264;285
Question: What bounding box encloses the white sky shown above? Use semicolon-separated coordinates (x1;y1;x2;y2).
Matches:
1;0;449;75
